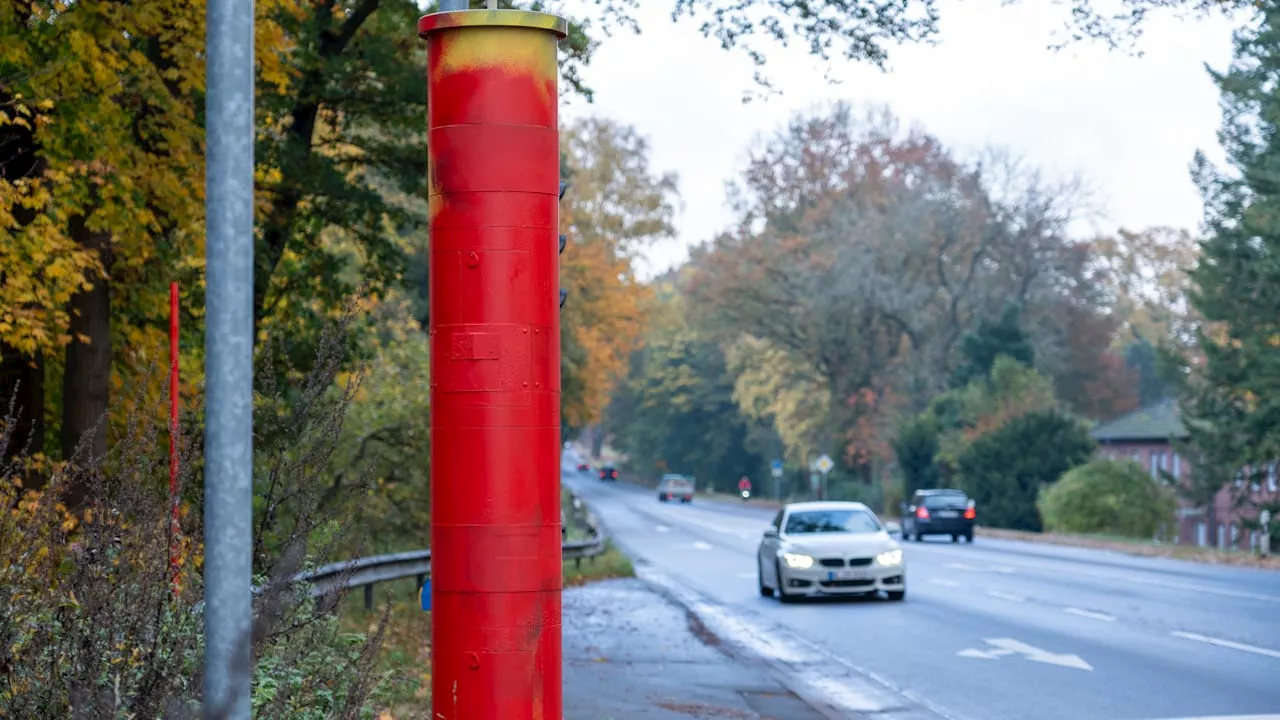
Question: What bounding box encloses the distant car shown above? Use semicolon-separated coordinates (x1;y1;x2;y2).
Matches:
757;501;905;602
599;464;618;481
576;462;590;472
901;489;975;543
657;474;694;503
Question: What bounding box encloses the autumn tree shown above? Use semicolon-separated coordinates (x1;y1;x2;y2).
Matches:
559;116;679;429
604;275;767;489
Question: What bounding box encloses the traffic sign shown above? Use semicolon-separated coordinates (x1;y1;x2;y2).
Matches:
815;454;834;474
771;459;783;478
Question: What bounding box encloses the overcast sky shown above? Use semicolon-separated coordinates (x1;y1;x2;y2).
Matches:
556;0;1240;279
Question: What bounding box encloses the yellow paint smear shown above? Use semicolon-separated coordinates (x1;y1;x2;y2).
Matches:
434;27;558;87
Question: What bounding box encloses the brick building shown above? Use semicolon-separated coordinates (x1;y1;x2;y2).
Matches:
1089;398;1279;549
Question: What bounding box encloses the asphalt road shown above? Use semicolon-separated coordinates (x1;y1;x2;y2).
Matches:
564;470;1280;720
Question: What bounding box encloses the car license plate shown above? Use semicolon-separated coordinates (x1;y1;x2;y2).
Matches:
837;568;873;580
936;510;958;518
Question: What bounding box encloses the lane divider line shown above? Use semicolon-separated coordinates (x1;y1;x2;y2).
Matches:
986;590;1026;603
1062;607;1117;622
1170;631;1280;659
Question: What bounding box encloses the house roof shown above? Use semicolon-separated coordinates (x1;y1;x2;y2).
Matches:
1090;398;1188;443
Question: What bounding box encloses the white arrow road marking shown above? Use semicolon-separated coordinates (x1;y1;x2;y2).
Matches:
692;541;713;550
1171;631;1280;659
1063;607;1116;622
956;638;1093;671
986;590;1025;602
929;578;961;587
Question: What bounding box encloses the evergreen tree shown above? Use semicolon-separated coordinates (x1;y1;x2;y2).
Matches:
1179;6;1280;513
951;303;1036;388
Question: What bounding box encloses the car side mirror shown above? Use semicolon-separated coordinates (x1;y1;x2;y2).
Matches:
763;528;778;538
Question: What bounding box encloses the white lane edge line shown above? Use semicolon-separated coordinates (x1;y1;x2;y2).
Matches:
1146;715;1280;720
986;590;1025;602
1062;607;1116;622
1170;631;1280;659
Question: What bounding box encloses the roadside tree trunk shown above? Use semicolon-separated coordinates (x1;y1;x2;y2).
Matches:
61;219;113;508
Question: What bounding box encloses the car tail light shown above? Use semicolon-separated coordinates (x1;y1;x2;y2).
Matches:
916;506;930;519
611;471;617;478
963;507;976;520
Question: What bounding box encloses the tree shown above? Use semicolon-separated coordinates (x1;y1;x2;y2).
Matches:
559;117;679;429
891;414;940;496
955;409;1095;531
951;303;1035;388
1039;458;1178;538
1176;5;1280;520
604;275;765;490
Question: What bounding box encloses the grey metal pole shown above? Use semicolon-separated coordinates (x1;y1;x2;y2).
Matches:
204;0;255;712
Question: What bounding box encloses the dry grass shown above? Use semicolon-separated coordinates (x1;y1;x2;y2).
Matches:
976;526;1280;570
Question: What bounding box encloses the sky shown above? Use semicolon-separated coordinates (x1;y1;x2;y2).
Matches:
555;0;1240;280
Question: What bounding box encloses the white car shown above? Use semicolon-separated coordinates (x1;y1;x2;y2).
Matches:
757;501;906;602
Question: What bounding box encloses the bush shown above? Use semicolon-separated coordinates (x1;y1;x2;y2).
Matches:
955;409;1095;531
0;314;393;718
1038;459;1178;539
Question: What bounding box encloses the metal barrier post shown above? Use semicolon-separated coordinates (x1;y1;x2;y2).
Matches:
417;8;567;719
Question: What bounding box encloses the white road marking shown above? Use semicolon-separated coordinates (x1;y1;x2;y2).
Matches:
655;525;669;532
986;590;1026;602
918;545;1280;604
929;578;961;587
992;566;1016;574
1063;607;1116;622
1171;631;1280;659
692;541;713;550
1148;716;1280;720
956;638;1092;671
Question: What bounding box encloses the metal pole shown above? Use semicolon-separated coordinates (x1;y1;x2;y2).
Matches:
419;8;567;719
204;0;255;711
438;0;467;10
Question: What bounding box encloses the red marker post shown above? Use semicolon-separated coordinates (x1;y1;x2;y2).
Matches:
169;281;182;593
417;8;568;719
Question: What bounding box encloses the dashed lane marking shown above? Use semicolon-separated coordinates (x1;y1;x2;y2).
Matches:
986;590;1026;602
1063;607;1116;622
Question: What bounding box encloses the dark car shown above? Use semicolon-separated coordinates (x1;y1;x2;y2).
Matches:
901;489;975;543
599;464;618;481
576;462;590;472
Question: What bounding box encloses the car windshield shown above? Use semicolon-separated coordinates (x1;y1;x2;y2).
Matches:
784;509;882;534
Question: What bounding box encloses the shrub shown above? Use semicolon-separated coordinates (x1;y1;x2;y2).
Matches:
0;314;392;719
1038;459;1178;539
955;409;1095;531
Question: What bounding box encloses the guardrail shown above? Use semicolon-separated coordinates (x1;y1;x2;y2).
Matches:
254;499;608;611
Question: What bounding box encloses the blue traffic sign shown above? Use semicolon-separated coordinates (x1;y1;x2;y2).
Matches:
771;459;783;471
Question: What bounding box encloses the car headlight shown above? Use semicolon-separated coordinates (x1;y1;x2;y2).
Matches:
876;549;903;567
782;552;815;569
